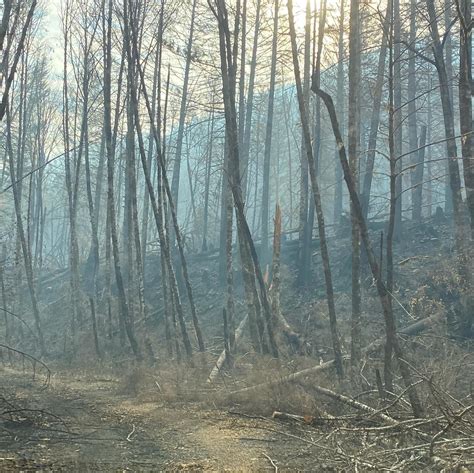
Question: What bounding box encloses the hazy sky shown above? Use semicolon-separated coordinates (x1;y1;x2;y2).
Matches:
43;0;63;83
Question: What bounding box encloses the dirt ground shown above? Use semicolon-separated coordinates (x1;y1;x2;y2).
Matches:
0;368;337;472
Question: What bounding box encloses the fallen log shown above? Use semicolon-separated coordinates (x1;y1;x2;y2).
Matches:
228;312;442;396
207;314;248;383
275;385;398;426
272;408;335;424
273;390;396;426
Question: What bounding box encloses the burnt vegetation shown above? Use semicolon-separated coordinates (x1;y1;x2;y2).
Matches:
0;0;473;470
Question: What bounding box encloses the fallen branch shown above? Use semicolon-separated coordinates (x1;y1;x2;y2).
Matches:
126;424;136;442
0;307;37;338
429;405;473;457
263;453;278;472
0;344;50;386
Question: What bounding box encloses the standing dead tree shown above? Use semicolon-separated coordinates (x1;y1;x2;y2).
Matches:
209;0;279;358
127;0;205;354
311;81;424;418
103;0;140;359
0;0;37;121
287;0;344;377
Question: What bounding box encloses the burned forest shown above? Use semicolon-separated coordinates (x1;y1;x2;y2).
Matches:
0;0;473;470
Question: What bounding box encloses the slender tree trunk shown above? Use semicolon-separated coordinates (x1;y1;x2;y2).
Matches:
212;0;279;358
141;3;164;278
361;2;390;219
103;0;140;359
171;0;197;214
333;0;345;223
260;0;279;264
426;0;465;257
385;22;396;390
312;82;424;417
393;0;403;238
457;0;473;237
408;0;420;221
288;0;343;377
241;0;262;201
413;125;427;221
62;7;82;333
444;0;454;213
297;0;311;288
6;105;45;355
202;108;215;251
348;0;361;365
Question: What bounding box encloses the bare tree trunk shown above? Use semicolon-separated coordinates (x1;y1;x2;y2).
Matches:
425;0;466;258
444;0;454;213
311;82;424;417
385;21;396;390
333;0;345;223
62;5;82;334
456;0;473;237
348;0;361;366
171;0;197;214
241;0;262;201
89;297;101;360
288;0;343;377
103;0;140;359
141;2;164;278
361;1;390;219
211;0;279;358
408;0;420;222
202;108;215;252
393;0;403;238
225;177;236;350
219;134;230;281
6;105;45;355
80;14;100;309
297;0;311;288
235;0;245;142
412;125;427;223
260;0;279;264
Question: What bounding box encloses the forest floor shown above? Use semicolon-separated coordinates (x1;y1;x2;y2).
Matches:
0;367;346;472
2;350;473;472
1;217;473;471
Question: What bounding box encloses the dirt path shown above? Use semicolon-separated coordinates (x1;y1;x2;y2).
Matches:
0;369;321;471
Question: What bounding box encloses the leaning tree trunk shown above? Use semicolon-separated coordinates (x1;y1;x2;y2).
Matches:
361;0;390;219
288;0;344;377
311;81;424;418
297;0;312;288
128;15;205;352
425;0;466;261
212;0;279;358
